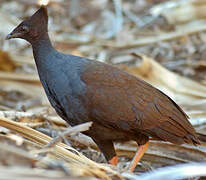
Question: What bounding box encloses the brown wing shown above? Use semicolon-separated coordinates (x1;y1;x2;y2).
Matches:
82;61;199;145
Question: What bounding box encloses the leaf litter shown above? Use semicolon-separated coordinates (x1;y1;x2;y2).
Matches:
0;0;206;179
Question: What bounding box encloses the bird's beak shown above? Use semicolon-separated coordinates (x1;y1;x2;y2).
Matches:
6;31;22;40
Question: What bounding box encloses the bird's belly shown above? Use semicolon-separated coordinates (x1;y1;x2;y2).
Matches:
84;122;135;142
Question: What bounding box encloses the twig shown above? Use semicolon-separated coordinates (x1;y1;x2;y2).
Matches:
0;111;34;118
113;0;123;35
103;23;206;49
122;162;206;180
44;122;92;148
0;117;122;179
0;71;39;82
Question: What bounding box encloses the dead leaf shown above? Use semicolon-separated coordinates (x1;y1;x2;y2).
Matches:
0;50;16;72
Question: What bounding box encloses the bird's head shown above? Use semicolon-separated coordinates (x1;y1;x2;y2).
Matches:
6;6;48;42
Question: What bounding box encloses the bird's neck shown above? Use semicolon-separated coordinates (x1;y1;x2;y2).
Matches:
31;33;54;67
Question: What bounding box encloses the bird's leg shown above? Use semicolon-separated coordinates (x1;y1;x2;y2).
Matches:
129;141;149;172
92;138;117;165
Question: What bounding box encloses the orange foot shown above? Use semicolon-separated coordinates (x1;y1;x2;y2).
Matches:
109;155;118;166
129;141;149;172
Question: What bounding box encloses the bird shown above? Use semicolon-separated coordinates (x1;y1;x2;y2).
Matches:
6;6;200;171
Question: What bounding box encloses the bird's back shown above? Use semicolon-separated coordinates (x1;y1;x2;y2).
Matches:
80;61;200;145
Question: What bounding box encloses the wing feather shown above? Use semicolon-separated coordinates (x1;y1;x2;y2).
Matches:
81;62;199;144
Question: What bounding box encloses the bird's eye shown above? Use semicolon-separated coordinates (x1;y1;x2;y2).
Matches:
21;26;29;32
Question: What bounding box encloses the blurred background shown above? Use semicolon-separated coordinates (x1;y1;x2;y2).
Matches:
0;0;206;179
